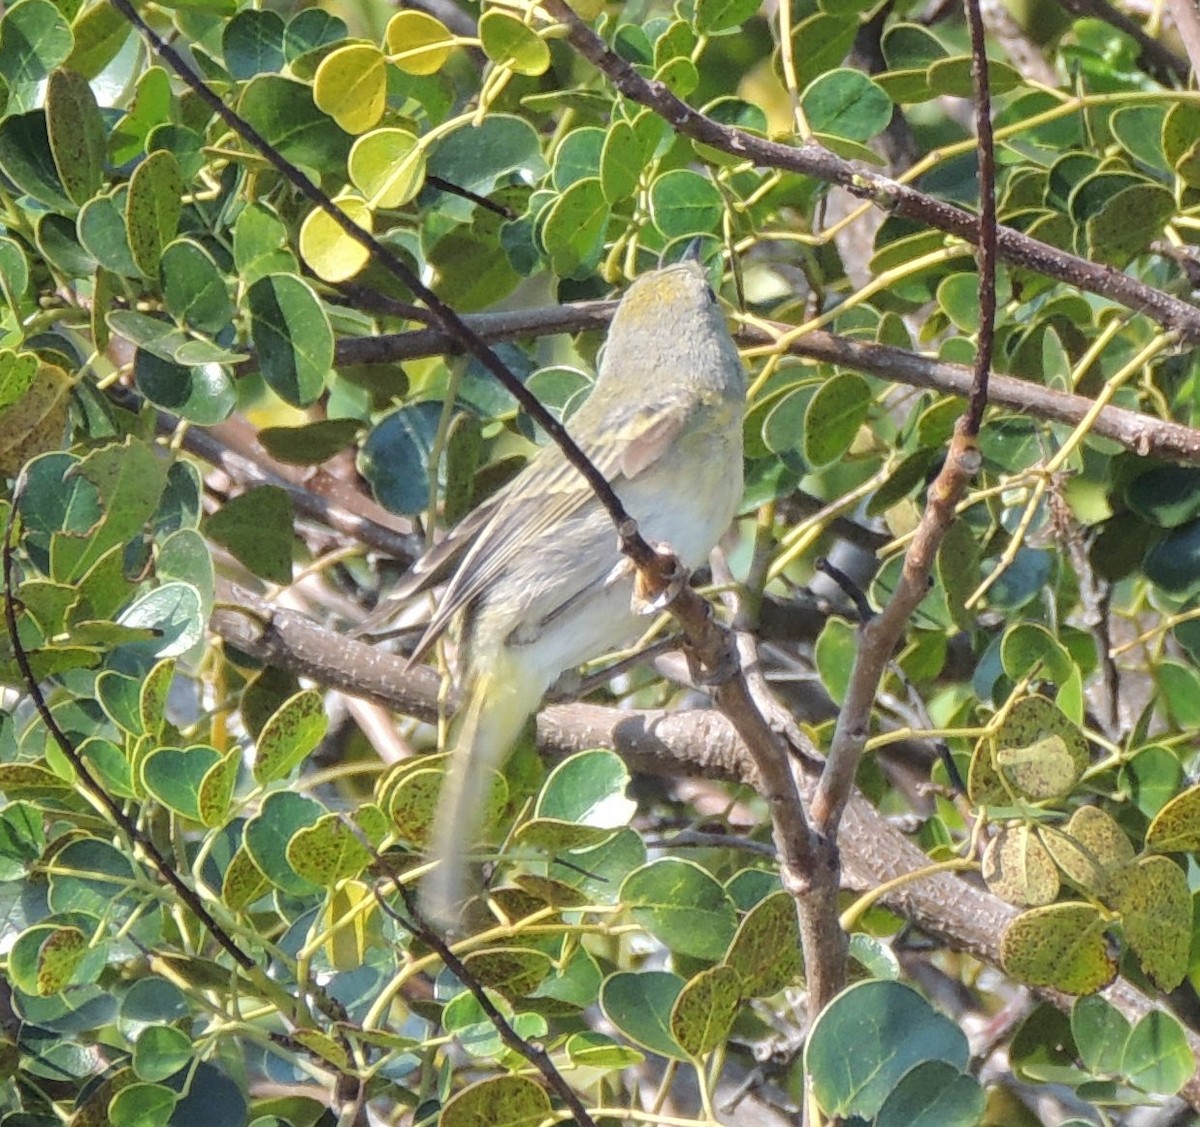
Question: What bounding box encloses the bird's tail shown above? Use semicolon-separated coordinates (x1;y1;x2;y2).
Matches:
420;648;541;930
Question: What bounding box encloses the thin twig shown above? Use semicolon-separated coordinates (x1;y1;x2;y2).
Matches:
372;878;597;1127
964;0;997;436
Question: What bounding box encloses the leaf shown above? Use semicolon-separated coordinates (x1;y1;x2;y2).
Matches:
348;128;426;209
803;371;871;466
598;971;688;1060
385;10;454;75
297;193;372;283
246;273;333;405
801;68;892;143
982;825;1060;907
204;485;295;585
253;688;328;784
45;69;104;206
125;150;182;277
993;695;1089;801
1146;783;1200;853
439;1075;552;1127
670;965;741;1058
1001;903;1116;994
621;858;738;961
313;43;387;134
648;168;723;239
806;980;969;1119
222;8;285;80
479;10;550;76
722;890;802;997
286;813;371;886
693;0;760;34
1107;856;1191;991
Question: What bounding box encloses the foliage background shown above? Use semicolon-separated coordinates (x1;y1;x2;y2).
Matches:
5;0;1200;1123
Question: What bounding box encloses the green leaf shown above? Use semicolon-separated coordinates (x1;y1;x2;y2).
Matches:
243;790;325;895
45;68;104;206
599;971;688;1060
600;119;642;204
358;401;440;515
135;351;236;426
253;689;328;784
284;9;347;61
108;1082;176;1127
621;857;738;960
205;485;294;585
542;176;609;275
439;1076;552;1127
79;190;140;276
1000;622;1074;684
234;202;297;286
0;0;72;101
801;68;892;143
133;1024;192;1083
814;615;856;706
804;371;870;466
875;1060;985;1127
237;74;351;169
65;1;131;78
258;419;359;466
348;127;425;209
141;745;222;822
670;965;741;1058
1085;182;1175;267
1126;465;1200;528
648;168;723;239
693;0;760;34
1000;903;1116;994
126;150;182;277
222;8;285;80
0;109;73;211
246;273;333;406
313;43;387;134
1072;995;1131;1076
806;980;969;1119
160;238;234;335
479;10;549;75
1144;518;1200;599
1122;1010;1194;1095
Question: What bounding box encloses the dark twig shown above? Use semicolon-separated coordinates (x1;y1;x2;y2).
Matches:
371;877;596;1127
964;0;997;435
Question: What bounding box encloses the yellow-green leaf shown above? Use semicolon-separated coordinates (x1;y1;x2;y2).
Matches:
313;43;386;134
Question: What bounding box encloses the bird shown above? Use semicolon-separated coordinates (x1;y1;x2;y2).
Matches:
366;254;747;927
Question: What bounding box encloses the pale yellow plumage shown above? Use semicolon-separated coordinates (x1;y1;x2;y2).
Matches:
370;258;747;927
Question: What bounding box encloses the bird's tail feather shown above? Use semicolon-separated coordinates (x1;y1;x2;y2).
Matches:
420;651;541;930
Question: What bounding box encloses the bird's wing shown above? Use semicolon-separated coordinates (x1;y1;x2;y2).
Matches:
409;396;692;662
